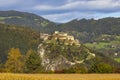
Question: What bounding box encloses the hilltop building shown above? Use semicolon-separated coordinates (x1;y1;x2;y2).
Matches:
40;31;80;46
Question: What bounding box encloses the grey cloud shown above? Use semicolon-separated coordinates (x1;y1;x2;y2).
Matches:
33;0;120;13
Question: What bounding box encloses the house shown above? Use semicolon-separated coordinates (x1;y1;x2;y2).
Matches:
40;33;50;41
67;36;74;41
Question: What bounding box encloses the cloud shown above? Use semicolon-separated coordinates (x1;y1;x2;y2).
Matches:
32;0;120;22
42;12;75;23
0;0;20;7
41;11;120;23
1;0;120;22
33;0;120;13
41;11;101;23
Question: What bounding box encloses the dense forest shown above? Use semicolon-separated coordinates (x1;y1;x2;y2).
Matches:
0;23;40;63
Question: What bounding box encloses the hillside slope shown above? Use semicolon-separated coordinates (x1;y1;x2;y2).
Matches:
59;18;120;63
0;10;57;33
60;18;120;42
0;23;40;63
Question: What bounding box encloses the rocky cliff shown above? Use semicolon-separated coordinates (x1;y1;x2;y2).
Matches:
38;31;95;71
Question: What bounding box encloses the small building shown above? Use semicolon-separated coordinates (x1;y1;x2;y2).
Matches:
67;36;74;41
40;33;50;41
54;31;59;34
59;36;67;40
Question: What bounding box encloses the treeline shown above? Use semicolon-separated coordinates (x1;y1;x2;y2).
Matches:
0;48;120;73
0;48;44;73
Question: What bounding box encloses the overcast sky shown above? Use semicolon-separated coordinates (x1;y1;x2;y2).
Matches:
0;0;120;23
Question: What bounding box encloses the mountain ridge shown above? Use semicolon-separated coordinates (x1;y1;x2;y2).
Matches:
0;10;57;33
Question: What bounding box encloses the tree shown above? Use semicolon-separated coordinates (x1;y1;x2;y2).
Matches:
91;62;113;73
5;48;24;73
89;57;113;73
25;49;44;73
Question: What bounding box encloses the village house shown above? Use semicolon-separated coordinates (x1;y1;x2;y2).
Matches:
40;33;50;41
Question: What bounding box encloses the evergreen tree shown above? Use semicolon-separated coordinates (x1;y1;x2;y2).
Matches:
89;57;113;73
25;49;44;73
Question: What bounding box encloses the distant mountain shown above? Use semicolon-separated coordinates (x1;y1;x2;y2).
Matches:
0;10;57;33
0;11;119;38
59;18;120;42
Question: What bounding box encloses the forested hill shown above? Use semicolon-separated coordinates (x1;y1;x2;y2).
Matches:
60;18;120;64
59;18;120;42
61;18;120;35
0;23;40;63
0;11;120;42
0;10;57;33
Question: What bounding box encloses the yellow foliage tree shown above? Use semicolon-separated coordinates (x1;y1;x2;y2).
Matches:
5;48;24;73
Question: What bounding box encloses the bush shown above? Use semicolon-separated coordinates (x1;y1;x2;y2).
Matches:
60;64;88;73
89;62;113;73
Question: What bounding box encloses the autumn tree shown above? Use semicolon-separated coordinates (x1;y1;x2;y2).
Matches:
5;48;24;73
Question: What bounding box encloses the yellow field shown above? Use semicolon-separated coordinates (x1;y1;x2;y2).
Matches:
0;73;120;80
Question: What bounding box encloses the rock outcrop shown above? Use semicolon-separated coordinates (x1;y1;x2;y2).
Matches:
38;31;95;71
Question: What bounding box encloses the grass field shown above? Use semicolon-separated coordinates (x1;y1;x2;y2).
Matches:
114;58;120;63
85;42;110;49
0;73;120;80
